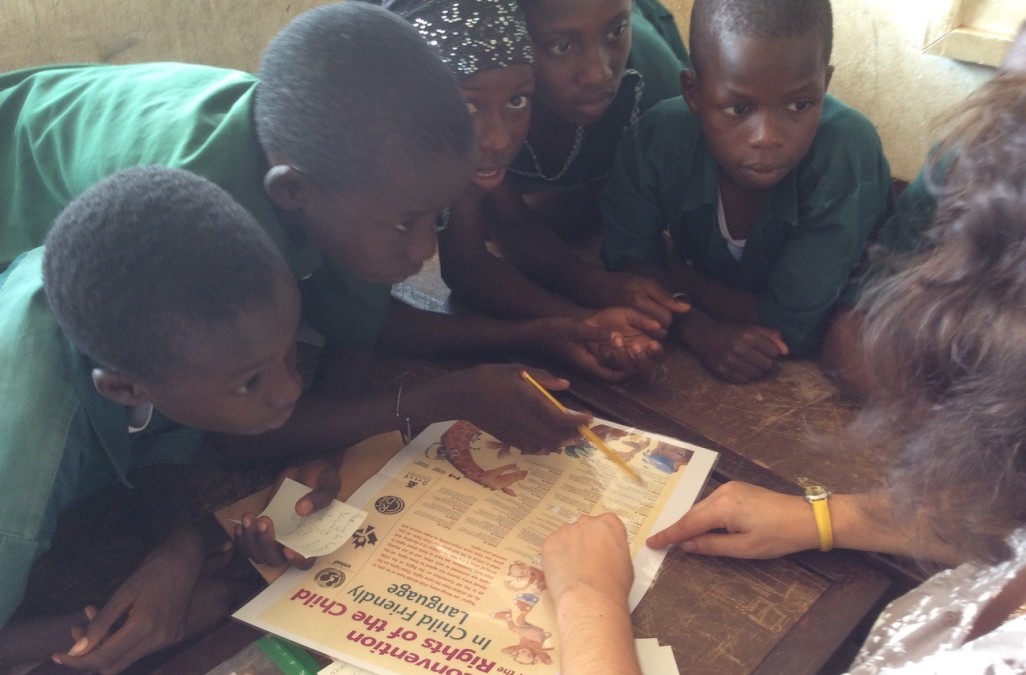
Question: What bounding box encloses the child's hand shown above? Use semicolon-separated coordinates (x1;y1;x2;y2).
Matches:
51;529;209;674
585;306;668;342
646;481;817;559
603;273;690;330
677;311;788;383
528;316;661;382
584;307;668;376
448;364;588;453
235;459;341;569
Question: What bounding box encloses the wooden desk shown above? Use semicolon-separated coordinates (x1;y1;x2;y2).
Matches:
44;259;893;675
78;351;889;675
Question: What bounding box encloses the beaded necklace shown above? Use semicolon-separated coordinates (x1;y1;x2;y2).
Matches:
511;124;585;182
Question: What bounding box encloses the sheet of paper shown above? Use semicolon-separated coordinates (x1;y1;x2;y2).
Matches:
259;477;368;559
637;639;681;675
235;418;717;675
318;661;375;675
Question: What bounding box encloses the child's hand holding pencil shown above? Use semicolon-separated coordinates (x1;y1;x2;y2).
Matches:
520;370;643;482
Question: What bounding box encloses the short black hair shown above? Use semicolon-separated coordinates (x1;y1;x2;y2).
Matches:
43;166;284;382
690;0;833;75
254;2;473;192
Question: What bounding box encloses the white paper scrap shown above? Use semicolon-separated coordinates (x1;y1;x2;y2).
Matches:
317;660;374;675
637;638;681;675
259;477;367;558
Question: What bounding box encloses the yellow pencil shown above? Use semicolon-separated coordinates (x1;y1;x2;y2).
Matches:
520;370;643;482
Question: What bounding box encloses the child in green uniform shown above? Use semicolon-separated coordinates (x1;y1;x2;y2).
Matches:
436;0;692;347
0;3;607;460
600;0;892;383
0;167;328;671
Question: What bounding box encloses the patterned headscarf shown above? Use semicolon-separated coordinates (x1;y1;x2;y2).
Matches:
380;0;534;79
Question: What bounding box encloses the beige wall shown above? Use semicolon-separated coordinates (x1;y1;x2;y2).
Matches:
664;0;993;179
0;1;323;73
3;0;994;179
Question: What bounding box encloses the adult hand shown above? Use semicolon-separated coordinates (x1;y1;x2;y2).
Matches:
677;312;788;383
542;513;634;606
646;481;817;559
51;529;207;674
450;364;589;454
235;458;341;569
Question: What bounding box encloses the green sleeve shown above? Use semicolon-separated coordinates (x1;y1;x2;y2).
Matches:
756;103;893;354
632;0;692;69
601;100;694;270
628;3;690;112
0;250;81;627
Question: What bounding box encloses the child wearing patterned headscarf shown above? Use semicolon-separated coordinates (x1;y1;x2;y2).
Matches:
429;0;692;361
383;0;671;378
380;0;535;194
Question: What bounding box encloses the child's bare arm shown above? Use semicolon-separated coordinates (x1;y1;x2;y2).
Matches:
665;258;761;324
482;183;686;327
51;464;220;673
675;307;787;383
228;344;589;456
380;300;661;381
439;184;593;321
0;611;86;666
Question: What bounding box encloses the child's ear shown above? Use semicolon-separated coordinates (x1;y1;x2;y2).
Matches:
91;368;151;407
264;164;313;212
824;65;835;92
679;70;700;113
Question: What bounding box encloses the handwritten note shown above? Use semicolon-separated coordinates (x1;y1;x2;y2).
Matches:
258;478;367;559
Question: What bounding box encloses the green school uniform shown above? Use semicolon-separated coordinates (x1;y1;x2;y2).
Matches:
509;4;689;193
839;161;940;306
0;249;205;628
602;95;893;355
0;63;389;347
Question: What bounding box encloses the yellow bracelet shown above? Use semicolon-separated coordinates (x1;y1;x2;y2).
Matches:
805;485;833;552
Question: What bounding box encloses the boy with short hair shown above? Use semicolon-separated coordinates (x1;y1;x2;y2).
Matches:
0;166;324;670
0;3;604;459
600;0;892;383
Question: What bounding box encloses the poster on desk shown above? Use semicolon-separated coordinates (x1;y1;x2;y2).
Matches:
234;418;717;675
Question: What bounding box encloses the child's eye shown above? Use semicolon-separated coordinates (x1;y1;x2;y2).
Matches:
723;104;751;117
234;374;262;395
787;100;814;113
394;221;413;233
606;21;629;40
508;94;530;110
547;39;573;56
